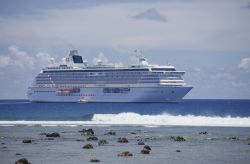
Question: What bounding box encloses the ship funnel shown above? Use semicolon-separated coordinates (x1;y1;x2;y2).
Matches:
68;50;83;64
69;50;78;56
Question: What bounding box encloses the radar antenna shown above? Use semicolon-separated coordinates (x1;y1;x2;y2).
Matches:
133;49;148;66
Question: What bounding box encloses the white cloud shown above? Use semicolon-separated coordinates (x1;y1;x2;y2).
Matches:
93;52;123;66
238;57;250;70
93;52;108;65
0;55;11;68
0;45;54;69
36;52;55;65
8;45;34;68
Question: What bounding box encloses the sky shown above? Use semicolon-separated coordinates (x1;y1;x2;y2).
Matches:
0;0;250;99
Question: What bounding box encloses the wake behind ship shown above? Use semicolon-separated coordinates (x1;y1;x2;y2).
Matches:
27;50;192;102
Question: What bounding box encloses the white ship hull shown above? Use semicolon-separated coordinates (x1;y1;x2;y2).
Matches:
28;86;192;103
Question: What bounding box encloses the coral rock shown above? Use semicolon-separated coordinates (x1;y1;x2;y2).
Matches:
117;137;128;143
117;151;133;157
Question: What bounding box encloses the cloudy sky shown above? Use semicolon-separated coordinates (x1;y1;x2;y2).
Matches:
0;0;250;99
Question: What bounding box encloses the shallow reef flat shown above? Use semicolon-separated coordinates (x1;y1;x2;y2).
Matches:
0;125;250;164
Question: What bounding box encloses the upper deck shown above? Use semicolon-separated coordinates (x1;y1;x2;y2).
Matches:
33;50;187;87
42;50;183;73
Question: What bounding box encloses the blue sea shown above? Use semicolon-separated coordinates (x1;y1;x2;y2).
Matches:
0;99;250;164
0;99;250;126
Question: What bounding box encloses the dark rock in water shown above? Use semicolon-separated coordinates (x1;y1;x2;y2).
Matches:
22;139;32;143
1;146;7;149
141;148;150;154
118;137;128;143
170;136;186;142
46;138;54;140
41;132;60;138
16;153;22;155
76;139;85;142
231;136;239;140
117;151;133;157
199;131;208;135
130;132;136;135
104;131;116;135
46;132;60;137
90;158;100;162
15;158;30;164
143;145;151;151
83;144;93;149
79;128;94;136
248;143;250;145
1;142;5;145
210;138;217;141
98;139;109;146
87;136;98;141
176;150;181;152
138;141;145;145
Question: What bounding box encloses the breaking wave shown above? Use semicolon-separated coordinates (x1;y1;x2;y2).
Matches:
91;112;250;127
0;112;250;127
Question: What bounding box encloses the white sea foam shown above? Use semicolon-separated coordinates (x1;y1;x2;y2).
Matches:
0;121;92;127
0;112;250;127
91;112;250;127
0;124;15;127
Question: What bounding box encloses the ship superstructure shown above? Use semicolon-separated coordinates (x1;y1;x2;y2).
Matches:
27;50;192;102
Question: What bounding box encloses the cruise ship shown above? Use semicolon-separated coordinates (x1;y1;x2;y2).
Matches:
27;50;192;102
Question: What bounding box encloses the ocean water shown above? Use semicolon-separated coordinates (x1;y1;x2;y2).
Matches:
0;99;250;126
0;99;250;164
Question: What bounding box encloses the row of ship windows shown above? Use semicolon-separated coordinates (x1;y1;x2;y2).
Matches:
33;89;130;95
36;78;161;81
36;79;161;81
34;90;55;93
43;69;175;73
36;80;160;83
103;88;130;94
36;82;159;85
38;71;171;77
57;94;96;96
43;71;150;75
36;75;162;79
33;91;96;96
36;75;178;80
36;78;160;81
44;69;149;73
36;76;160;78
36;81;160;85
57;88;131;94
37;76;180;80
44;72;173;76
